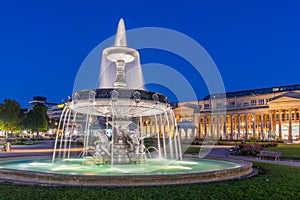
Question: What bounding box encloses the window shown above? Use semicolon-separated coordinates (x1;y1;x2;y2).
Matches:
216;103;223;108
258;99;264;105
251;100;257;106
281;113;285;121
237;102;242;107
229;102;235;107
204;104;210;109
296;112;299;120
243;102;249;106
292;113;295;120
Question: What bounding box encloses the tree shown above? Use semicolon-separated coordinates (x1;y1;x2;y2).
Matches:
0;99;24;138
24;104;49;135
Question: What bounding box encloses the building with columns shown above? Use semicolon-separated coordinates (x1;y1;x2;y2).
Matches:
173;84;300;142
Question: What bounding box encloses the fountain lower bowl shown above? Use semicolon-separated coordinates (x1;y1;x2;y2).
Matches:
0;156;254;186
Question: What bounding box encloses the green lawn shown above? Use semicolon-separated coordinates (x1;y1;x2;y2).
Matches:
0;162;299;199
184;146;201;154
266;143;300;160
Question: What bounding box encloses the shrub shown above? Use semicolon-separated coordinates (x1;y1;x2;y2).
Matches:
239;143;263;156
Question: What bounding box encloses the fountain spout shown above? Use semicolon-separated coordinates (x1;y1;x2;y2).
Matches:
115;18;127;47
99;18;144;90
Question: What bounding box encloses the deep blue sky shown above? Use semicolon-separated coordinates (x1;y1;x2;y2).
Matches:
0;0;300;107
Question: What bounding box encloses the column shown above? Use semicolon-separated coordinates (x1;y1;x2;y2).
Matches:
210;116;214;138
260;114;264;141
298;108;300;141
216;116;220;139
198;117;202;139
272;110;277;138
252;114;256;139
260;114;267;140
230;115;234;140
237;114;241;140
265;114;268;140
245;114;248;140
221;116;225;139
279;110;282;140
269;112;273;141
288;109;293;143
224;115;227;140
204;116;207;138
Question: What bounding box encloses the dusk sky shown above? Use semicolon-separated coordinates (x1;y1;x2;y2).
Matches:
0;0;300;107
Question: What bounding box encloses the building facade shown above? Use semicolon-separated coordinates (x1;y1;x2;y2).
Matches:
174;84;300;142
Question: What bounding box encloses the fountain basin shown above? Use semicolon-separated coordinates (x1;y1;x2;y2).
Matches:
0;156;254;186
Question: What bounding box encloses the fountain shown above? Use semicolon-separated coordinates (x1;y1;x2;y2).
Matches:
51;18;182;165
0;19;254;186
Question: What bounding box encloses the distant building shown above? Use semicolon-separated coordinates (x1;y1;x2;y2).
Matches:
27;96;57;111
173;84;300;142
47;104;65;120
27;96;64;121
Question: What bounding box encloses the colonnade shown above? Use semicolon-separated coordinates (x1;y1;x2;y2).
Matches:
198;108;300;141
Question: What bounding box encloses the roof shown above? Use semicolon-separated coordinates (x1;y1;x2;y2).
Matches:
272;91;300;100
203;84;300;100
182;103;200;111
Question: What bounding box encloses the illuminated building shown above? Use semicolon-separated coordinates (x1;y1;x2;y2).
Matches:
174;84;300;142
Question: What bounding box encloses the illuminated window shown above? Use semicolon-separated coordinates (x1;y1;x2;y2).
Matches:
204;104;210;109
243;102;249;106
251;100;257;106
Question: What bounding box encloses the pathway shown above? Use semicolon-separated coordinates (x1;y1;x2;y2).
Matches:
190;144;300;167
1;142;300;167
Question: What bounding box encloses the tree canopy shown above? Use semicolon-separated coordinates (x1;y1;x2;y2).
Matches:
0;99;24;134
24;104;49;133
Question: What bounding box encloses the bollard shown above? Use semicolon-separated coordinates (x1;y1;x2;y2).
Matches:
6;141;11;152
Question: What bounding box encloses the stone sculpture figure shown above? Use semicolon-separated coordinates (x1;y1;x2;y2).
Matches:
93;130;110;163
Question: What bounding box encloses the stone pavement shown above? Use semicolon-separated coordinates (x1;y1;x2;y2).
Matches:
191;144;300;167
0;140;82;158
1;142;299;167
228;155;300;167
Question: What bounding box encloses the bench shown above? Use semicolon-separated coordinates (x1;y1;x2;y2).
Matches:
259;150;282;161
